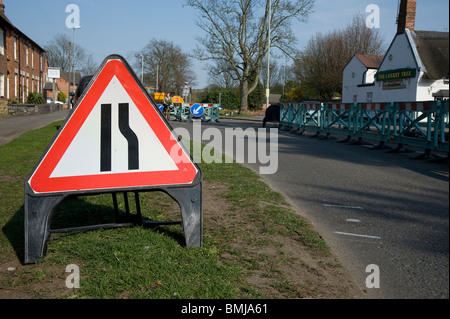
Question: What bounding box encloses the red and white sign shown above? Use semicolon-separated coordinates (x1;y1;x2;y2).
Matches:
28;56;198;194
183;84;190;95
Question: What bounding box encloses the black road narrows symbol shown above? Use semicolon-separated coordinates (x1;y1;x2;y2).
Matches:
101;103;139;172
100;104;112;172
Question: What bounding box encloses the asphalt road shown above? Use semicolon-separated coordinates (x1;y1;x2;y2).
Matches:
172;117;449;299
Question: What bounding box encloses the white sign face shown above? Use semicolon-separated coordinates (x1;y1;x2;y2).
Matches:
28;57;198;194
50;75;178;178
48;68;61;79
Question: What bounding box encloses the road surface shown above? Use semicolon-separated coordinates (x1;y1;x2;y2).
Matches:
172;117;449;299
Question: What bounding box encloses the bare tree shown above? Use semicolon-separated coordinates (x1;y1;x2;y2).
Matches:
45;33;86;73
208;60;240;89
79;54;99;76
133;39;195;94
184;0;315;113
294;14;385;101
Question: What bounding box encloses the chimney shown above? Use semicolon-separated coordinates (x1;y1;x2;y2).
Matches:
0;0;5;14
397;0;417;35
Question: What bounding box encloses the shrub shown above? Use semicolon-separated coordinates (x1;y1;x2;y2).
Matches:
27;92;45;104
58;91;67;103
200;87;240;110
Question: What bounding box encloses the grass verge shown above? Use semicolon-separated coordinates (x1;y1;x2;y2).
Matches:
0;120;361;299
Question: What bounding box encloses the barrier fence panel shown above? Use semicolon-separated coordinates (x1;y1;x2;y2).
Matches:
173;104;190;122
290;103;302;129
203;104;220;122
392;102;438;150
438;100;449;152
356;103;392;143
303;103;322;134
323;103;353;138
280;100;449;154
323;103;345;136
280;103;293;127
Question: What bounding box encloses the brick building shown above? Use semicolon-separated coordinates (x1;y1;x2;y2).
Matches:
0;0;48;111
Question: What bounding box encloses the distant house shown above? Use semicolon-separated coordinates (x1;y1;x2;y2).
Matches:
0;0;48;109
342;0;449;103
43;71;81;104
342;54;384;103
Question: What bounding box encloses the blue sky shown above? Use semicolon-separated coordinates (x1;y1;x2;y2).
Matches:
4;0;449;88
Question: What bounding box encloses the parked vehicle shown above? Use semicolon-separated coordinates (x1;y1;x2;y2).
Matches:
263;104;281;127
73;75;94;106
46;97;63;105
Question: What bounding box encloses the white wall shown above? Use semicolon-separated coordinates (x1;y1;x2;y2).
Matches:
342;56;377;103
374;31;419;102
417;74;449;100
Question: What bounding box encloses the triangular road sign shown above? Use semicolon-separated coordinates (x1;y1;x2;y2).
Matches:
28;55;199;194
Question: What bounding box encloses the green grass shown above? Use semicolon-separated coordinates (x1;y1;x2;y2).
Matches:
220;112;256;118
0;120;331;299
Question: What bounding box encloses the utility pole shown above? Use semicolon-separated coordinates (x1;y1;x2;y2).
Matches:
140;55;144;84
156;63;159;92
266;0;272;109
71;25;81;108
68;41;71;107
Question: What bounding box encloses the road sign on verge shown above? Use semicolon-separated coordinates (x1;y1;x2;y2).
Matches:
48;67;61;79
190;104;204;117
183;84;190;95
24;54;202;264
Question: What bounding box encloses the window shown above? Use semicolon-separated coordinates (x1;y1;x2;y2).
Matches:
26;45;29;66
14;37;17;60
0;74;4;97
353;95;358;103
14;73;18;98
0;29;4;55
367;92;373;103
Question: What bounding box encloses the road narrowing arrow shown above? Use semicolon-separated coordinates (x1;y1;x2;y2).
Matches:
190;104;204;117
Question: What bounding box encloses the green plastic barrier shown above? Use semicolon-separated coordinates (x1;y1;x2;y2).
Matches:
280;100;449;154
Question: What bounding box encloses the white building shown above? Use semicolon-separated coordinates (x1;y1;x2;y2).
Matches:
342;0;449;103
342;54;384;103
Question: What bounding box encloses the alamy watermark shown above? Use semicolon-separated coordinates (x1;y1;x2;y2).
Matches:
172;121;279;175
366;4;380;29
65;264;80;289
65;4;81;29
365;264;380;288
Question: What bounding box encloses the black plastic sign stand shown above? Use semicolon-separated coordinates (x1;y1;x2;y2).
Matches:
24;182;202;264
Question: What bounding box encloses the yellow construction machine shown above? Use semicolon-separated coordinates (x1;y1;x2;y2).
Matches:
145;87;184;104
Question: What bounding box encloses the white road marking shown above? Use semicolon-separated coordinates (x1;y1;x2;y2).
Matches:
346;218;361;223
333;231;381;240
323;204;364;210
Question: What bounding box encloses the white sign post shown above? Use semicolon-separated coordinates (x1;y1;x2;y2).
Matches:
48;68;61;104
183;84;190;103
